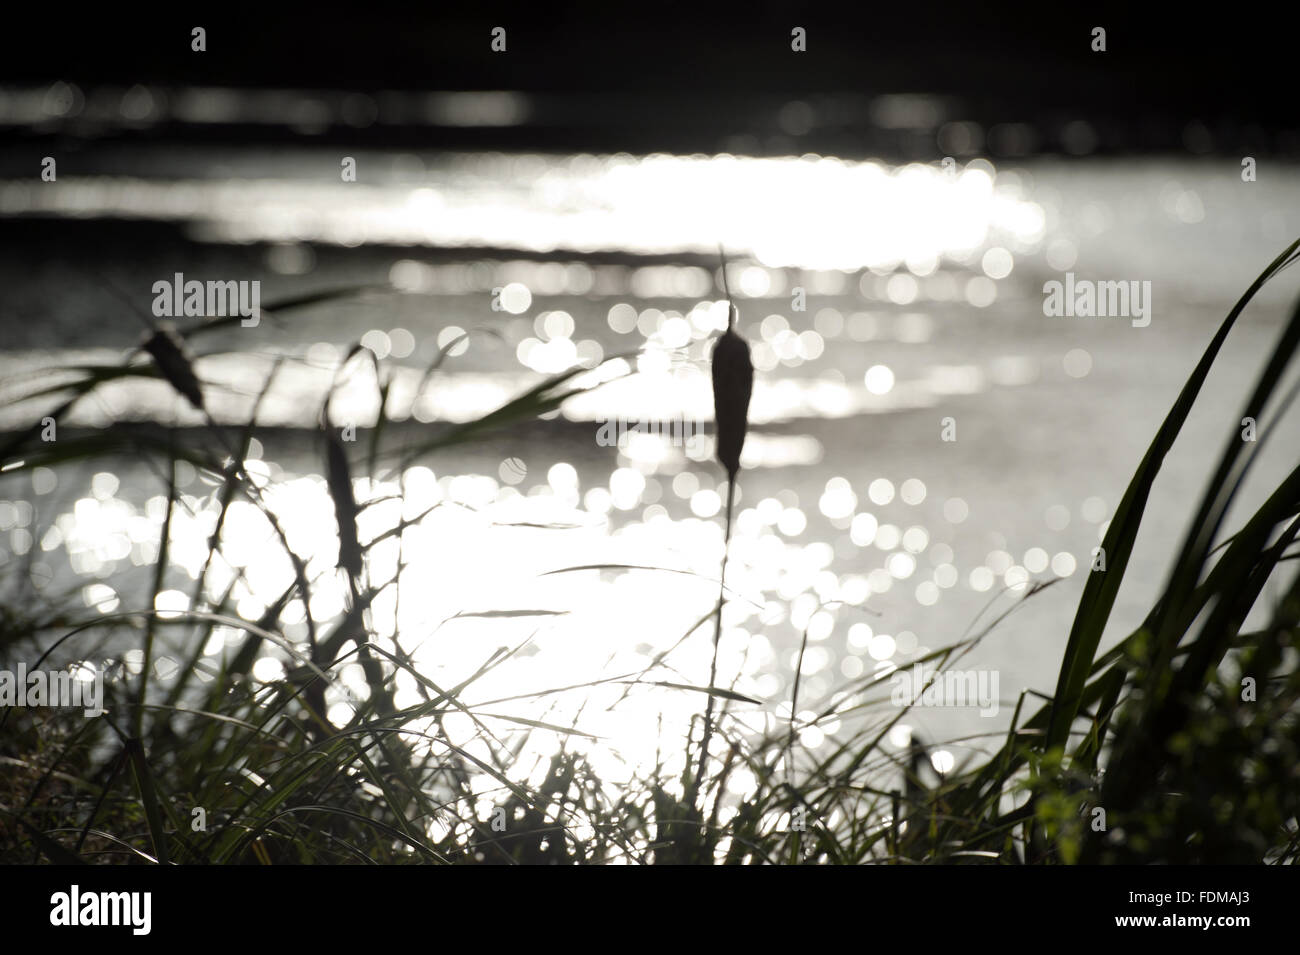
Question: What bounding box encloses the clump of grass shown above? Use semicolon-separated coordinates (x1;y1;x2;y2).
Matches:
2;244;1299;865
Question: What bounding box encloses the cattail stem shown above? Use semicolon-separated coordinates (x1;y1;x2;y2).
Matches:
695;470;736;798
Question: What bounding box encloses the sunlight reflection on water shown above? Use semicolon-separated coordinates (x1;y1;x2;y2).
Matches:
2;153;1045;271
6;148;1292;806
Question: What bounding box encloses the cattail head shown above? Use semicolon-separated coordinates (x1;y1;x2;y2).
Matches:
142;323;204;411
324;425;362;582
711;308;753;479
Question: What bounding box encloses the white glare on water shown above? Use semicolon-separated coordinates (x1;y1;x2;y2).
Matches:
1;153;1042;271
0;141;1210;808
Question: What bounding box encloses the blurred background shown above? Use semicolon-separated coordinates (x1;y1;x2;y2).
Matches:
2;6;1298;773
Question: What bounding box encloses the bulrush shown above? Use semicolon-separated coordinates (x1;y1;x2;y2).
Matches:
693;259;755;811
142;323;204;411
710;301;753;479
324;422;362;583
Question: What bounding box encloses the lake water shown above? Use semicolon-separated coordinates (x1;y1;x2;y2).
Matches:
2;148;1298;788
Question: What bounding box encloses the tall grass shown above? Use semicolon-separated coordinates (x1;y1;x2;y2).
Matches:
2;244;1299;864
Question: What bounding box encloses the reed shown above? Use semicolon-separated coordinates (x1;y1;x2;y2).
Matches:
693;251;754;815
